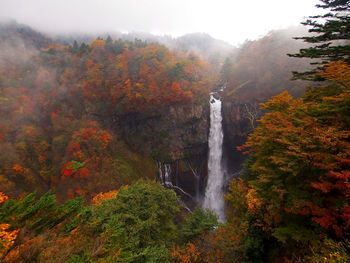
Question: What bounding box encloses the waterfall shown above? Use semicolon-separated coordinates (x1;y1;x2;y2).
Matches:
157;162;172;187
157;162;193;200
185;160;200;202
157;161;164;185
203;94;225;222
164;164;172;187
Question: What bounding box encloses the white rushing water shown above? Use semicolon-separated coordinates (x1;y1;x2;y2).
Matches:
203;94;225;222
164;164;172;187
157;162;193;199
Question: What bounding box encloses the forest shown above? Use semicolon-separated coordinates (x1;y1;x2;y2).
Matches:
0;0;349;262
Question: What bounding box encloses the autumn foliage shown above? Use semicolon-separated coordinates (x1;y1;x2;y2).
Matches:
0;192;19;259
221;28;310;102
233;61;350;261
0;30;209;200
91;188;120;204
0;8;349;262
172;242;201;263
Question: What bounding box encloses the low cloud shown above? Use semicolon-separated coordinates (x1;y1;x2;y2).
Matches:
0;0;319;45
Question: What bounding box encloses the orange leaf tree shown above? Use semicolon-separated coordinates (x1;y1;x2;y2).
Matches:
0;192;19;259
237;61;350;259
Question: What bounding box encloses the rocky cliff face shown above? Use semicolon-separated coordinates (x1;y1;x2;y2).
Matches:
222;100;257;147
221;98;264;176
112;96;265;204
112;101;210;205
115;102;209;161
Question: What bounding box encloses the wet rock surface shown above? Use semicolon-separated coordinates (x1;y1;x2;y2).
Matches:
114;102;210;162
221;98;264;178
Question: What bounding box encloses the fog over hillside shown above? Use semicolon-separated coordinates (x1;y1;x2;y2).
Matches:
0;0;319;45
0;1;349;262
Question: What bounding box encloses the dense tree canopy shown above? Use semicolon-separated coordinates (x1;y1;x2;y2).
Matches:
232;60;350;261
0;27;212;200
0;181;218;262
1;1;350;261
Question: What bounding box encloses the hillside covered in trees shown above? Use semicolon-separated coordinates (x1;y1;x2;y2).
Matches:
0;0;349;262
0;22;216;201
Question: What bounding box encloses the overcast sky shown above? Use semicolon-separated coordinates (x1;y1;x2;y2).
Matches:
0;0;320;45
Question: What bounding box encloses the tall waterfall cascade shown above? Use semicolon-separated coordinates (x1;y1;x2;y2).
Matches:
203;94;225;222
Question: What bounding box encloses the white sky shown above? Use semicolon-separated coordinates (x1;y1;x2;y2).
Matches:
0;0;320;45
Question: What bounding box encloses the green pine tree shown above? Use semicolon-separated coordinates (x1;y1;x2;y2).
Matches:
288;0;350;80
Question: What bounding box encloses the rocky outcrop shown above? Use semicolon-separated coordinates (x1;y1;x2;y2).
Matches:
157;159;207;209
222;99;259;147
221;98;264;175
112;101;210;206
114;102;209;162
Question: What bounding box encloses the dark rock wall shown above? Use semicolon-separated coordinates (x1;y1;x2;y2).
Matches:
115;102;209;162
221;98;264;179
112;97;263;201
112;101;210;200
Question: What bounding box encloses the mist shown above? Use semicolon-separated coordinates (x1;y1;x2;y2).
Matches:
0;0;319;45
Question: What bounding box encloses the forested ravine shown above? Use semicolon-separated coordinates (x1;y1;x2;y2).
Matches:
1;1;349;260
